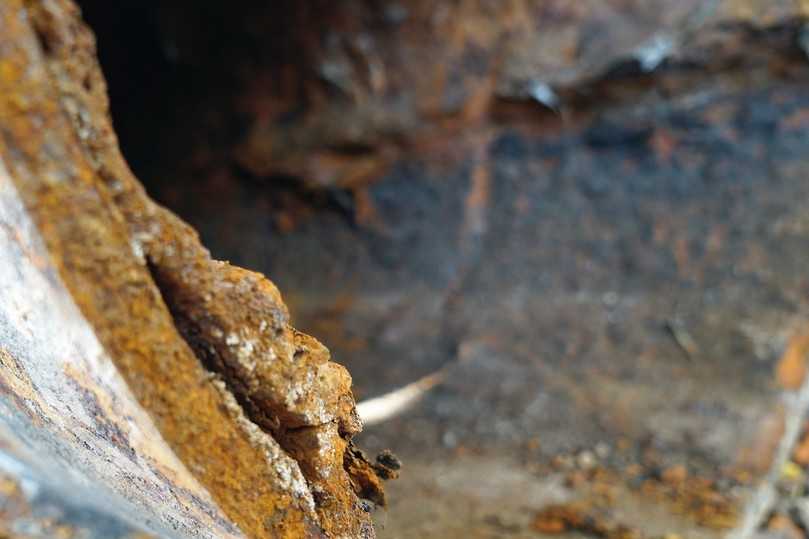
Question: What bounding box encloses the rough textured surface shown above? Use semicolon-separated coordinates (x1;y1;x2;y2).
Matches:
0;174;193;538
86;1;809;537
0;1;380;537
0;425;155;539
87;0;809;194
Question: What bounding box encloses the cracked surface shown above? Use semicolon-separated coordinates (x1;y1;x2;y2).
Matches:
0;0;381;537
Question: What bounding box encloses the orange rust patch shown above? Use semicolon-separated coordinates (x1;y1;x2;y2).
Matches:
766;513;804;539
532;504;582;534
776;331;809;390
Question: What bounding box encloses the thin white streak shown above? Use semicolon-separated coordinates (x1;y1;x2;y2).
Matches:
727;372;809;539
357;370;446;426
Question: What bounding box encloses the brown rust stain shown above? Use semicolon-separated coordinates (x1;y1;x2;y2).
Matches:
0;0;380;536
533;461;742;537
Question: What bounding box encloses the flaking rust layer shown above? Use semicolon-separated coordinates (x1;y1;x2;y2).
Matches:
0;0;382;537
117;1;809;536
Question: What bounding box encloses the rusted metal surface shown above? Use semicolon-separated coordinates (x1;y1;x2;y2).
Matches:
0;168;228;538
85;1;809;537
0;1;384;537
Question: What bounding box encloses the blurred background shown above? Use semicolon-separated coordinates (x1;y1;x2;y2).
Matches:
78;2;809;537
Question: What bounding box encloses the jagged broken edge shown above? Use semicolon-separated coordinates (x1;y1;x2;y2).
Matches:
5;0;386;537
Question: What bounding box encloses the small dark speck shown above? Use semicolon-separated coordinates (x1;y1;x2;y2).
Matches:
376;449;402;470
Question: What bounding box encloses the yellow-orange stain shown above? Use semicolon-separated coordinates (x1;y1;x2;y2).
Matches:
776;332;809;390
